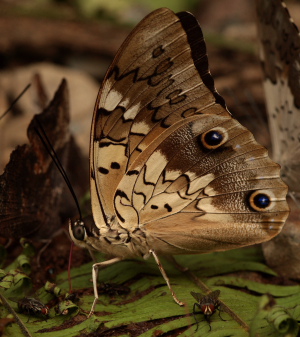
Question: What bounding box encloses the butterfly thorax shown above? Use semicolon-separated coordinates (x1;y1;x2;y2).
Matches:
69;216;151;259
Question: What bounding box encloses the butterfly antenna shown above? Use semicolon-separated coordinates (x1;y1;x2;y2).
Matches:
0;84;31;121
34;118;83;221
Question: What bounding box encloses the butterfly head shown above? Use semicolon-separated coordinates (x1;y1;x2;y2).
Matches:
69;219;88;249
69;215;115;253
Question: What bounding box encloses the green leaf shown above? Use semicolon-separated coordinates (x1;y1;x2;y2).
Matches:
250;295;299;337
4;240;35;274
1;247;300;336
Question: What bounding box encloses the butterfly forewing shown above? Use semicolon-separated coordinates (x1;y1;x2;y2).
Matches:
90;8;232;225
89;8;289;256
256;0;300;201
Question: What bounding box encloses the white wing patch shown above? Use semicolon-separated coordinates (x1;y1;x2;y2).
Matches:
131;121;151;134
103;88;123;110
185;173;215;195
123;103;142;120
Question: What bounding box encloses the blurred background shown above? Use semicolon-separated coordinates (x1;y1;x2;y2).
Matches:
0;0;300;170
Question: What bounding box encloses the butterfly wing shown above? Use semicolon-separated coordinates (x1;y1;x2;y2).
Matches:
91;8;289;254
256;0;300;204
90;8;231;228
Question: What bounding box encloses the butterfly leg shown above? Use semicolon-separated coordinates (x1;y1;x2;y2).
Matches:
88;257;122;317
150;249;185;306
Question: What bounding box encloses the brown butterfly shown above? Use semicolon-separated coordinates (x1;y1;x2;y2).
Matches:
69;8;290;315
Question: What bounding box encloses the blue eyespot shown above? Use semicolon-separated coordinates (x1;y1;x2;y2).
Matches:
200;129;226;150
249;191;272;211
204;130;223;146
253;193;270;209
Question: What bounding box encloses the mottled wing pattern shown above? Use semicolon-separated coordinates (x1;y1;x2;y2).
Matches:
90;8;230;226
91;8;289;253
256;0;300;204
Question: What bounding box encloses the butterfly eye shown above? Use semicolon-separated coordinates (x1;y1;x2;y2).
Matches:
249;190;272;211
200;127;227;150
72;220;86;241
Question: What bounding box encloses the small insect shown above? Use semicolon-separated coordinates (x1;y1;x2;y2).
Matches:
191;290;223;331
18;297;49;319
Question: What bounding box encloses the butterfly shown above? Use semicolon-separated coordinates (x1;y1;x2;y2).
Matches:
256;0;300;207
69;7;290;315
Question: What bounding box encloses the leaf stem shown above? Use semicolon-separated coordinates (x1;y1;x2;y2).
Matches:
0;292;33;337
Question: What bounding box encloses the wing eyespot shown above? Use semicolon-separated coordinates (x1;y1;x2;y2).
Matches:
249;190;273;212
200;127;228;150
